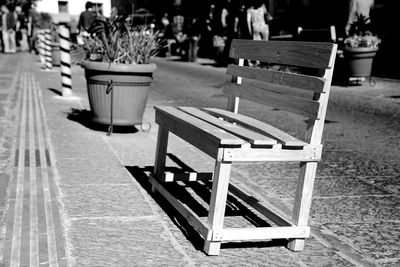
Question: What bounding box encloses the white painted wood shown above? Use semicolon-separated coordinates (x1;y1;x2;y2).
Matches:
203;108;308;147
204;161;232;255
223;145;322;162
178;107;277;145
287;161;318;251
217;226;310;241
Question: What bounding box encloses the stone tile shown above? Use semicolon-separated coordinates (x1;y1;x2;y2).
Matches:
56;157;132;185
296;236;356;267
254;176;388;199
321;150;362;163
68;219;190;266
379;259;400;267
321;222;400;261
321;150;399;177
105;131;157;167
61;184;153;218
359;175;400;195
0;173;10;209
310;196;400;224
51;132;111;159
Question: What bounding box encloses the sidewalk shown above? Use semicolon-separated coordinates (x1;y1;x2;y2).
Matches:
1;53;399;266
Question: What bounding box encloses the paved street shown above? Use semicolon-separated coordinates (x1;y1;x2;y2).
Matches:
0;52;399;266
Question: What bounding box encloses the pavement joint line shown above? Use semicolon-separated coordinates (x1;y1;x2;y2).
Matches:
9;72;27;266
68;215;160;221
28;72;39;266
32;73;62;266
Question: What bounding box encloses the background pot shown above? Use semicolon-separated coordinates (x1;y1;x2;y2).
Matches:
81;60;156;126
344;47;378;78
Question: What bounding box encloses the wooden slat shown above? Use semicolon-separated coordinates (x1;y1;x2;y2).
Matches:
228;183;292;226
155;106;244;146
215;226;310;241
202;108;308;147
223;145;322;162
178;107;277;146
230;40;335;69
226;64;326;93
149;174;210;238
223;82;320;119
155;107;246;160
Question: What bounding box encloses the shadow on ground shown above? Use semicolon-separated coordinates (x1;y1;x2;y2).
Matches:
125;153;287;253
65;108;139;134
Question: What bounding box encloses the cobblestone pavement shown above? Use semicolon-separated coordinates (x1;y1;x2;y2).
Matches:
0;53;399;266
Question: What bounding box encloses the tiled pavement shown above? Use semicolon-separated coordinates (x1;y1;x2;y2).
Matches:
0;53;399;266
1;57;67;266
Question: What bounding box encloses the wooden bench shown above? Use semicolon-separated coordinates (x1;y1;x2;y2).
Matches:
150;40;337;255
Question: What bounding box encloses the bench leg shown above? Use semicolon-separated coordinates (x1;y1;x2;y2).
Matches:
287;161;317;251
204;161;232;255
152;126;169;192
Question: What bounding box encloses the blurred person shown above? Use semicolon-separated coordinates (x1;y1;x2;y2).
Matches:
183;16;200;62
0;5;4;52
220;0;237;64
345;0;374;36
235;1;252;39
27;6;38;53
198;3;218;58
15;6;29;51
110;6;118;21
247;0;272;40
2;4;17;53
77;1;95;44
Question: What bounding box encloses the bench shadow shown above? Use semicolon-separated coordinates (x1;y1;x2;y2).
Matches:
65;108;138;134
125;153;288;253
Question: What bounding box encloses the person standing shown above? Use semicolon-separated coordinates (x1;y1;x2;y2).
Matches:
77;1;95;44
15;6;29;51
2;4;17;53
235;1;252;39
247;0;271;41
345;0;374;36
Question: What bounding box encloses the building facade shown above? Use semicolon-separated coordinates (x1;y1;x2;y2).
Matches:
35;0;112;17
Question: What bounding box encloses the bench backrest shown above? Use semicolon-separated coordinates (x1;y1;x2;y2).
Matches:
224;40;337;145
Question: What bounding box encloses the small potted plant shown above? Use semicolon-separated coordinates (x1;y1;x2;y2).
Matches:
343;13;381;79
81;15;161;133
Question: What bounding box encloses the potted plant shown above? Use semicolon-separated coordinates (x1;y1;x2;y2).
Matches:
81;15;161;133
343;14;381;80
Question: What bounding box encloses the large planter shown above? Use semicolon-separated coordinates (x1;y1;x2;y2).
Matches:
344;47;378;78
81;60;156;127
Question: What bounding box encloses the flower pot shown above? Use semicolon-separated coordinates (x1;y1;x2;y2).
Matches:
344;47;378;78
81;60;156;127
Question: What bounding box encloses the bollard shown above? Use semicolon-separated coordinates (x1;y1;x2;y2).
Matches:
44;29;53;70
58;24;72;97
37;30;46;67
